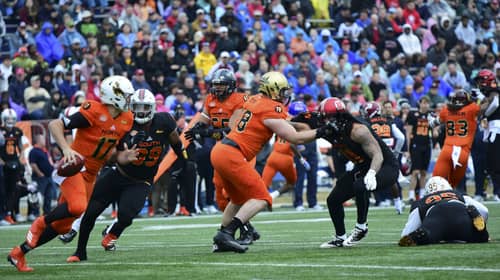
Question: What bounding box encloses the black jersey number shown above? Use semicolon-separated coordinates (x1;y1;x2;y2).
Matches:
211;117;230;128
92;137;117;160
446;120;468;137
236;110;252;132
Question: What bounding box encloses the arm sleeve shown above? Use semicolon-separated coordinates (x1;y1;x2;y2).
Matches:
401;208;422;237
62;112;92;130
391;123;405;154
464;196;489;222
485;95;499;117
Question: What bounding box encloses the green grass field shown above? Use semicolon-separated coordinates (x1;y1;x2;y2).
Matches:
1;203;500;280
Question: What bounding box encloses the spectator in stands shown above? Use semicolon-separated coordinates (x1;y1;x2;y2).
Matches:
214;26;237;56
235;60;253;90
347;70;373;101
423;65;453;97
270;42;293;68
155;94;169;113
337;15;363;43
290;32;308;55
11;46;36;72
425;79;446;108
403;1;422;31
426;37;447;66
207;51;234;80
314;29;339;55
8;67;27;106
437;16;457;52
58;19;88;49
120;5;141;33
0;55;12;93
284;16;309;45
442;60;468;89
169;88;195;117
24;75;50;120
131;69;152;91
194;42;217;77
9;22;35;56
117;23;137;49
356;9;371;29
368;71;388;101
337;39;363;65
310;71;331;101
428;0;456;20
35;22;63;67
63;38;83;66
390;66;414;97
58;71;77;101
455;14;476;48
76;10;98;38
398;24;422;56
118;47;137;77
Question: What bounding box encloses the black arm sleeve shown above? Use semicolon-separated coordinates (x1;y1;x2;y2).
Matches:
63;112;91;130
291;112;323;129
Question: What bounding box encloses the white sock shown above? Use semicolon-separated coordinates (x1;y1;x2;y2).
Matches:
71;215;83;232
418;188;425;197
271;191;280;200
408;190;415;200
355;223;367;230
394;197;402;211
337;234;347;240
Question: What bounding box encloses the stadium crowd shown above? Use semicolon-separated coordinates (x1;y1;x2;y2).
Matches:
0;0;499;228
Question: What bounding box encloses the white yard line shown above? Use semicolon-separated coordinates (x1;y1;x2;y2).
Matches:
0;261;498;273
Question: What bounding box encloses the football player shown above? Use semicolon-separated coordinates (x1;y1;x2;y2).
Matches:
430;89;480;187
293;97;399;248
185;69;261;244
474;69;500;201
7;76;135;272
0;109;24;224
399;176;488;246
66;89;187;262
210;71;322;253
361;102;405;214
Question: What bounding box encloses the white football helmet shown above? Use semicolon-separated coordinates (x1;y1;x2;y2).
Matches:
99;75;135;111
1;109;17;128
425;176;452;194
131;89;156;124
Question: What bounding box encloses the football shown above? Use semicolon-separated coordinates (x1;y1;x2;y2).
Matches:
57;156;85;177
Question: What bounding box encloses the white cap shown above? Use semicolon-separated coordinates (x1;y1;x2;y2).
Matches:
220;51;230;58
321;29;331;37
219;26;228;33
72;64;81;71
353;70;362;77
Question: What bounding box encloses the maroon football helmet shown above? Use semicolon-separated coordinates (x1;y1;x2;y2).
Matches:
361;102;381;118
475;69;498;93
448;89;470;110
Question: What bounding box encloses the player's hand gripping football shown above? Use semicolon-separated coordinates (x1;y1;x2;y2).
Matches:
62;147;83;165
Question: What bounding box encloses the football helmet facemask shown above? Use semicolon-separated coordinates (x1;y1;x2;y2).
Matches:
211;69;236;101
131;89;156;124
1;108;17;129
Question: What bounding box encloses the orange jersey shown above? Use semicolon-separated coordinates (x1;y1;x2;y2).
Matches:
227;94;287;160
204;92;248;128
272;136;293;156
72;100;133;175
439;103;479;148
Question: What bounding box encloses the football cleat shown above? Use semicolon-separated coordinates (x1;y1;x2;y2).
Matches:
342;226;368;247
4;215;16;224
59;229;78;244
398;235;417;246
236;222;260;245
66;254;87;263
320;236;345;248
467;205;486;231
213;230;248;253
26;216;46;248
101;233;118;251
7;246;33;272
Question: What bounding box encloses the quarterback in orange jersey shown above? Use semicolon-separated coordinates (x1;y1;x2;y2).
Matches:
262;101;310;198
7;76;135;272
431;89;480;187
210;71;326;253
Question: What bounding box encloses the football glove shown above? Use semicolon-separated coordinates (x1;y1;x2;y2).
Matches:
364;169;377;191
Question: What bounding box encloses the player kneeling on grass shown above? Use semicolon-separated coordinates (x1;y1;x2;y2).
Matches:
67;89;187;262
399;176;489;246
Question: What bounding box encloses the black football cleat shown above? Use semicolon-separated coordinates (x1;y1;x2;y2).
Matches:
213;230;248;253
237;222;261;245
59;229;78;244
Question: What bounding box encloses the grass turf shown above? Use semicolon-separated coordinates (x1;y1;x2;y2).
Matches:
1;203;499;280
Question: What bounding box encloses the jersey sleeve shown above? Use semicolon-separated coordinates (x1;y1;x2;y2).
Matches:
157;112;177;135
63;112;92;130
76;101;99;127
261;103;287;120
407;112;416;126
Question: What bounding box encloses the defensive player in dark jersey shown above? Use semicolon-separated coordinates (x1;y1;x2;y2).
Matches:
66;89;187;262
474;69;500;201
0;109;25;224
293;97;399;248
361;102;405;214
399;176;488;246
406;96;438;201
